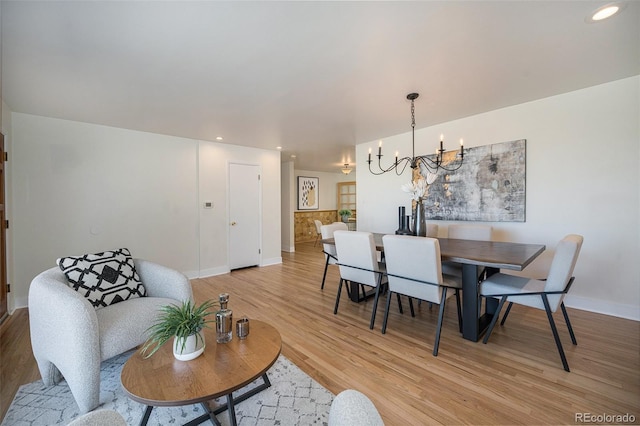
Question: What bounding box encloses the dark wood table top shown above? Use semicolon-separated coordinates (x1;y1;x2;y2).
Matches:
322;233;545;271
121;320;282;407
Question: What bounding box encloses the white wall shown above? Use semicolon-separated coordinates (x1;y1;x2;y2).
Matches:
10;113;282;309
357;76;640;320
2;100;14;312
294;169;356;211
281;161;295;252
198;140;282;275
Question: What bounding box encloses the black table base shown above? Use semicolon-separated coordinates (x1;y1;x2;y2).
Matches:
138;373;272;426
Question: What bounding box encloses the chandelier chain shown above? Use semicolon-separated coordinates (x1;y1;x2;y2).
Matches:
411;99;415;129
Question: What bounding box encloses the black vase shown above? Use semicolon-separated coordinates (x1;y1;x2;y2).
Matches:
395;206;413;235
413;199;427;237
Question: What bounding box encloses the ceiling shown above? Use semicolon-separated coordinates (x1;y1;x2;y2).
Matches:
2;1;638;173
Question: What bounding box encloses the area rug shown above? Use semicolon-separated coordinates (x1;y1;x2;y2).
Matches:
2;351;333;426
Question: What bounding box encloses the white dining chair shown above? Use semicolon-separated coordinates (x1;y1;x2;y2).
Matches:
447;224;493;240
426;224;439;238
313;219;323;246
381;235;463;356
479;234;584;372
333;230;387;330
320;222;348;290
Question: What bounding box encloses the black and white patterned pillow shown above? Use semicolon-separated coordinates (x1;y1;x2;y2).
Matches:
57;248;147;309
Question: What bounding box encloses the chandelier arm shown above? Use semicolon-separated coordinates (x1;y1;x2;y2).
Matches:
416;152;465;173
367;155;403;175
378;155;403;174
395;159;411;176
433;152;465;172
437;160;465;172
367;160;390;176
416;157;438;175
416;155;441;166
375;155;414;174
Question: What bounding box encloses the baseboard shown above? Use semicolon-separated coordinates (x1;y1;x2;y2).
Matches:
198;266;230;278
12;296;28;311
564;294;639;321
183;270;200;280
198;259;282;278
261;257;283;267
281;245;295;253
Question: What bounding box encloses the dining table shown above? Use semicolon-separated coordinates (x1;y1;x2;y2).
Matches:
321;233;545;342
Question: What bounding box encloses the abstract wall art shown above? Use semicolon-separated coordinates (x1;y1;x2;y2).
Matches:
421;139;526;222
297;176;319;210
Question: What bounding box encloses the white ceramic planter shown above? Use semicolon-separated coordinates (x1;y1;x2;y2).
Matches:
173;332;205;361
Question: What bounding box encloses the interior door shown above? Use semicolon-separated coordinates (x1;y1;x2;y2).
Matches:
0;134;7;322
229;163;261;270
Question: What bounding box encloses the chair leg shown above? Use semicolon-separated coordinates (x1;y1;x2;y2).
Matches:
344;280;353;299
408;297;415;317
369;276;383;330
561;302;578;345
455;289;463;333
396;293;404;314
542;295;570;372
320;256;330;290
433;289;448;356
500;302;514;326
382;290;394;334
334;279;344;315
483;296;507;344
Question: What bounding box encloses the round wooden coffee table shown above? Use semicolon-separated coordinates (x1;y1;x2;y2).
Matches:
121;319;282;426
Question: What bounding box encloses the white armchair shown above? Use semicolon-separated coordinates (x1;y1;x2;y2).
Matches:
328;389;384;426
29;259;193;413
479;235;584;372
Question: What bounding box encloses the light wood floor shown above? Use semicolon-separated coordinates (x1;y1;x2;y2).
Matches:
2;242;639;424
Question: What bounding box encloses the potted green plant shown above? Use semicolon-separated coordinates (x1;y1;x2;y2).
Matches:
338;209;352;223
141;299;218;361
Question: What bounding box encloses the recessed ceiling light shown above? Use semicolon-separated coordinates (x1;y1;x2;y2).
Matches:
276;146;282;150
216;136;223;141
291;154;296;159
587;2;626;23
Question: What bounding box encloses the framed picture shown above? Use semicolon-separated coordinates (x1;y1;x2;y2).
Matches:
423;139;526;222
298;176;319;210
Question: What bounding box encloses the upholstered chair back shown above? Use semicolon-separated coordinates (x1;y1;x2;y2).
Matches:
382;235;445;304
447;224;493;241
544;234;584;309
334;231;380;287
321;222;348;263
426;224;439;238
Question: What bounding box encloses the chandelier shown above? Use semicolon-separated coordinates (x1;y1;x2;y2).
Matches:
341;163;353;175
367;93;465;176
